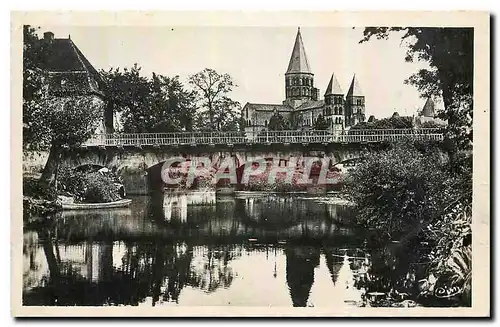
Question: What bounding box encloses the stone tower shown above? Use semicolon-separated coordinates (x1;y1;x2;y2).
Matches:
345;74;365;127
323;73;345;131
283;28;319;109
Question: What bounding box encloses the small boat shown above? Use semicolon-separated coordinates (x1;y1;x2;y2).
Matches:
61;199;132;210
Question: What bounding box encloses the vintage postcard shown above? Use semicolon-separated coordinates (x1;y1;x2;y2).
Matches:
11;11;490;317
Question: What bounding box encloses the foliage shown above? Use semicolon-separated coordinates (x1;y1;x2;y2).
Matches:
341;140;460;238
188;68;241;131
23;26;104;151
350;116;414;131
58;166;121;203
23;177;57;201
360;27;473;151
313;114;329;130
194;98;243;132
101;65;198;133
342;139;472;305
267;112;290;131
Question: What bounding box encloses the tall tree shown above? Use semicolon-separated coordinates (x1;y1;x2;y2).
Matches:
101;66;197;133
22;25;104;184
360;27;473;151
188;68;240;131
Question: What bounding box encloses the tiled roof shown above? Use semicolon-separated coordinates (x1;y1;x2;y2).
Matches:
286;28;312;74
295;100;325;111
324;73;343;96
42;38;106;91
346;74;363;97
243;103;293;112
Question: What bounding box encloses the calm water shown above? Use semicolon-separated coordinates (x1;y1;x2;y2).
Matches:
22;192;422;307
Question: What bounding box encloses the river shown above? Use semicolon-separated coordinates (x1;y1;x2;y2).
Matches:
22;192;430;307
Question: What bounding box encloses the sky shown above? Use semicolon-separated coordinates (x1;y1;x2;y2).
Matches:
37;25;440;119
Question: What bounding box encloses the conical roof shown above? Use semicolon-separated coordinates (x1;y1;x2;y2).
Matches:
324;73;343;96
422;98;435;117
286;28;312;74
346;74;363;97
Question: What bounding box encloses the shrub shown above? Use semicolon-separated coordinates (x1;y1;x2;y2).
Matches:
23;177;57;201
58;166;121;203
340;140;459;239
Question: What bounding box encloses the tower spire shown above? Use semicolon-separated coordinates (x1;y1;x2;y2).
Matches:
347;74;363;97
324;73;343;96
286;28;311;74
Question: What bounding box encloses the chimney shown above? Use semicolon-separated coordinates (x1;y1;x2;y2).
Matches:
43;31;54;41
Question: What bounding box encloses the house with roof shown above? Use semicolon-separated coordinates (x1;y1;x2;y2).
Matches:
242;28;366;134
40;31;113;134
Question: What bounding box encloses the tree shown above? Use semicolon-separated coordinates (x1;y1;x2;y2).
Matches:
23;25;48;149
101;66;197;133
188;68;240;131
22;25;104;184
267;111;289;131
360;28;473;151
38;97;103;184
313;114;329;130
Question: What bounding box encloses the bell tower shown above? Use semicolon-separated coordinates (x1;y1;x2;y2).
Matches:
345;74;365;127
283;28;317;109
323;73;345;131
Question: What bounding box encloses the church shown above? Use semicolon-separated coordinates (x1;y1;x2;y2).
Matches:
243;28;366;134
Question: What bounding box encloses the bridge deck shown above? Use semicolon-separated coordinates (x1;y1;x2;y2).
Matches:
83;128;444;147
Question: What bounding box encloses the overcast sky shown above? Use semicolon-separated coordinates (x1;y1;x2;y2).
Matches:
37;26;439;119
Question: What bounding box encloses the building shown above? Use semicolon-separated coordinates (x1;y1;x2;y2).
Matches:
415;97;447;127
40;31;113;134
243;28;366;134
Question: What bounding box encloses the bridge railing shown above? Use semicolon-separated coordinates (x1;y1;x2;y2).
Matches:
83;128;444;146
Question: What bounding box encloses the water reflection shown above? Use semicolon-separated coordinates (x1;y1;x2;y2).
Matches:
23;193;374;307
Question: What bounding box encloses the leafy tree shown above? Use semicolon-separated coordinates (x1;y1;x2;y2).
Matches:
188;68;240;131
38;97;103;184
313;114;329;130
23;25;104;184
101;66;197;133
267;112;289;131
360;27;473;151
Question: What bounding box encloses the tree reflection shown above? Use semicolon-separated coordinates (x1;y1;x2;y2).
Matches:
187;245;235;293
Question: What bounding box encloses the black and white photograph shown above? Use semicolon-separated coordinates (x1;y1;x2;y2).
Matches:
11;11;489;317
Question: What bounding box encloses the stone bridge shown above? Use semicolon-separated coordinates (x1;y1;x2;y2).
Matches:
58;128;443;194
61;142;376;194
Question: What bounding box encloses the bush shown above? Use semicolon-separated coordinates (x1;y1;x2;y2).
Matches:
23;177;57;201
340;140;459;239
341;140;473;305
58;166;121;203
